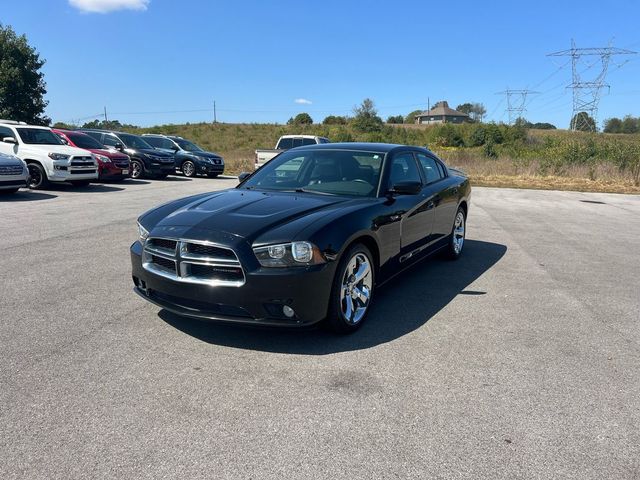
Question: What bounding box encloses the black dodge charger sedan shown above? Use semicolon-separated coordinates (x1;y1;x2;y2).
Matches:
131;143;471;333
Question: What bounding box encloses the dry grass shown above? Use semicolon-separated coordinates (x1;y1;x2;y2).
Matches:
132;122;640;194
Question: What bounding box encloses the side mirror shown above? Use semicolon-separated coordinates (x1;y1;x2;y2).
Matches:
114;142;124;151
2;136;17;144
387;181;422;196
238;172;251;182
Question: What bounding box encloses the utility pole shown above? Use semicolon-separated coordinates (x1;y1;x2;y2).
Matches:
495;89;539;125
547;40;636;131
104;106;108;123
213;100;217;123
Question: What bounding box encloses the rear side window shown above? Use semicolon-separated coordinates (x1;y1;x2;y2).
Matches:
417;153;444;184
144;137;163;148
389;152;421;185
292;138;304;148
101;134;119;147
84;131;104;143
302;138;316;146
277;138;293;149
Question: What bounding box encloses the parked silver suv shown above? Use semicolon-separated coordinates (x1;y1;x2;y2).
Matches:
0;151;29;194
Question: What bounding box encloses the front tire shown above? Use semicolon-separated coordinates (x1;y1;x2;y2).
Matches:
446;206;466;260
326;244;375;333
27;163;49;189
130;160;144;179
182;160;196;177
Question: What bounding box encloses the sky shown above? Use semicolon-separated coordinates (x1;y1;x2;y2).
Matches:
3;0;640;128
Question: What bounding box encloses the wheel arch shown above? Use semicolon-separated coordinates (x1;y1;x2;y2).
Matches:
339;234;380;279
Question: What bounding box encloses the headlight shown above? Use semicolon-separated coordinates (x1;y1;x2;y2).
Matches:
198;156;213;163
137;222;149;244
94;153;111;163
253;241;324;267
48;153;70;160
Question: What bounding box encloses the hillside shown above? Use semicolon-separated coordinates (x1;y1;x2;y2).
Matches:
130;122;640;193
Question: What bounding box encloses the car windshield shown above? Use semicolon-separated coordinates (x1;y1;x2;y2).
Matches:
175;139;204;152
241;149;385;197
119;133;153;149
16;128;64;145
67;133;103;150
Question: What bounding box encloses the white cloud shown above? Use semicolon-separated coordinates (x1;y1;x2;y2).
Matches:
69;0;150;14
294;98;313;105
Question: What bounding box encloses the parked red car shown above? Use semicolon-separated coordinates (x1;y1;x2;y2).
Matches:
52;129;131;181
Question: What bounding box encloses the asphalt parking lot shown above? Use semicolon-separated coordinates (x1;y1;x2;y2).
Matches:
1;177;639;479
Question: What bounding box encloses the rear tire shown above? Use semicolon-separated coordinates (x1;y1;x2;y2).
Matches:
27;163;49;189
182;160;196;177
446;206;466;260
325;243;375;334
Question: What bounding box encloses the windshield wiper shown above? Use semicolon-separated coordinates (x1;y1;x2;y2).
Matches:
294;188;334;195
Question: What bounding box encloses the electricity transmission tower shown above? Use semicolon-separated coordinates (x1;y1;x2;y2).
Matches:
495;89;539;124
547;40;636;131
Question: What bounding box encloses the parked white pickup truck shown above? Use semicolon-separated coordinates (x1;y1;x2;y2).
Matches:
254;135;330;169
0;120;98;189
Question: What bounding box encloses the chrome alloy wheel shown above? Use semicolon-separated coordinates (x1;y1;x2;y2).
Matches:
452;211;465;254
182;160;195;177
340;252;373;324
131;160;142;179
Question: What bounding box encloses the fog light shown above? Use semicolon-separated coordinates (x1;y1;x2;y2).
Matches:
282;305;295;318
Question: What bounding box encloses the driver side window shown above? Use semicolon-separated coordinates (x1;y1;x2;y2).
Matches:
389;152;421;186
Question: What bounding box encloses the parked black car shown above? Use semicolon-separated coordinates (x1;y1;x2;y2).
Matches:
131;143;471;333
80;129;175;179
142;134;224;178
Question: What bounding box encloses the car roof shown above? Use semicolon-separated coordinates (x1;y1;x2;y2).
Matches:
0;123;49;130
291;142;426;154
80;129;135;136
280;134;321;139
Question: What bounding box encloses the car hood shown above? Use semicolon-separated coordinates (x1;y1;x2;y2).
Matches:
188;151;222;159
125;148;173;158
152;189;349;242
20;144;91;157
89;148;129;160
0;153;23;166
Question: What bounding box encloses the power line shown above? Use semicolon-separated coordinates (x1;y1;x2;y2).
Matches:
547;40;637;131
495;89;540;124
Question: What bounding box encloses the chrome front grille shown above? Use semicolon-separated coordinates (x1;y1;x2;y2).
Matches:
142;237;245;287
0;165;24;176
70;156;95;167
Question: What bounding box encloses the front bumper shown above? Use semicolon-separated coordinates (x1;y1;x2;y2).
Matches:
130;241;336;327
196;161;224;175
99;162;130;180
148;162;175;175
0;175;28;189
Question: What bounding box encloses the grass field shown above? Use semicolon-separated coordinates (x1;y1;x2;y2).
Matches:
132;122;640;194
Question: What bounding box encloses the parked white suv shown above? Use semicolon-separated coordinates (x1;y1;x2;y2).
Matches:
0;120;98;189
0;152;29;194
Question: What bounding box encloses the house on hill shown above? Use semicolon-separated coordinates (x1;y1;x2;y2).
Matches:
415;101;469;125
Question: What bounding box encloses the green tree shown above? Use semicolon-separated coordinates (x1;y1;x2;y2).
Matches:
352;98;383;132
604;117;623;133
405;110;422;124
288;112;313;125
386;115;404;124
0;24;49;125
570;111;596;132
322;115;347;125
621;115;639;134
456;102;486;122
